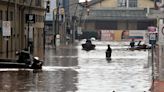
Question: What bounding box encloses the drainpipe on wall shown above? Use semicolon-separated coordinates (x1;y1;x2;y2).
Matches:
14;0;17;58
27;0;33;53
5;0;11;58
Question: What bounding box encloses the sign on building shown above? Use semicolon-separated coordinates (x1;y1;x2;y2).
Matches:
26;14;35;23
2;21;11;36
148;26;157;44
129;30;146;39
101;30;114;41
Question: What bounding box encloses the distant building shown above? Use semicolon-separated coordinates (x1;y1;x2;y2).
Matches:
0;0;45;60
80;0;157;41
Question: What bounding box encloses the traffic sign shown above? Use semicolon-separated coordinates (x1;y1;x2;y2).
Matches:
150;34;156;40
148;26;157;33
149;33;156;44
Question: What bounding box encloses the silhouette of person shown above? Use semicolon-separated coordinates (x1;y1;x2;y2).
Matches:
86;39;92;44
130;39;135;48
106;44;112;60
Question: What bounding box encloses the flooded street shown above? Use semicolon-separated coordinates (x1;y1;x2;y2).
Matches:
0;41;152;92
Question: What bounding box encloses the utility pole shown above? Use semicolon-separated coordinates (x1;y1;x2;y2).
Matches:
56;0;59;35
54;0;60;47
148;27;157;92
151;44;155;92
44;0;50;53
52;9;55;47
72;3;79;43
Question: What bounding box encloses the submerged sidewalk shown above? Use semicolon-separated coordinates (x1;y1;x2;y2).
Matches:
153;80;164;92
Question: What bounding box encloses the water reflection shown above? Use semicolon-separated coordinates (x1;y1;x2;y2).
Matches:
0;69;78;92
0;45;79;92
45;47;78;67
0;42;151;92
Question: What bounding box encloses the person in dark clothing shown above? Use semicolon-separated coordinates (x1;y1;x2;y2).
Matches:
130;39;135;48
17;49;31;65
106;44;112;60
86;39;92;44
85;39;92;48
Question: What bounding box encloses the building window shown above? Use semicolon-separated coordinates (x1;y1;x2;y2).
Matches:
5;11;8;21
24;0;30;4
5;11;14;21
0;10;2;20
10;11;13;21
118;0;127;7
35;0;41;6
129;0;137;7
118;0;137;7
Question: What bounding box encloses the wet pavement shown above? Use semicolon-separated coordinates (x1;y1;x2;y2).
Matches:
0;41;152;92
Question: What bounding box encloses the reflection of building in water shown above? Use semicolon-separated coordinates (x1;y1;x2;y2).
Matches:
0;69;78;92
45;47;79;92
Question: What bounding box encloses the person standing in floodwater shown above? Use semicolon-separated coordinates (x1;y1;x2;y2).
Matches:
106;44;112;60
130;39;135;48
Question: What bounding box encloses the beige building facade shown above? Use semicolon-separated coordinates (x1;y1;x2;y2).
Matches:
80;0;156;40
0;0;45;60
92;0;154;8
